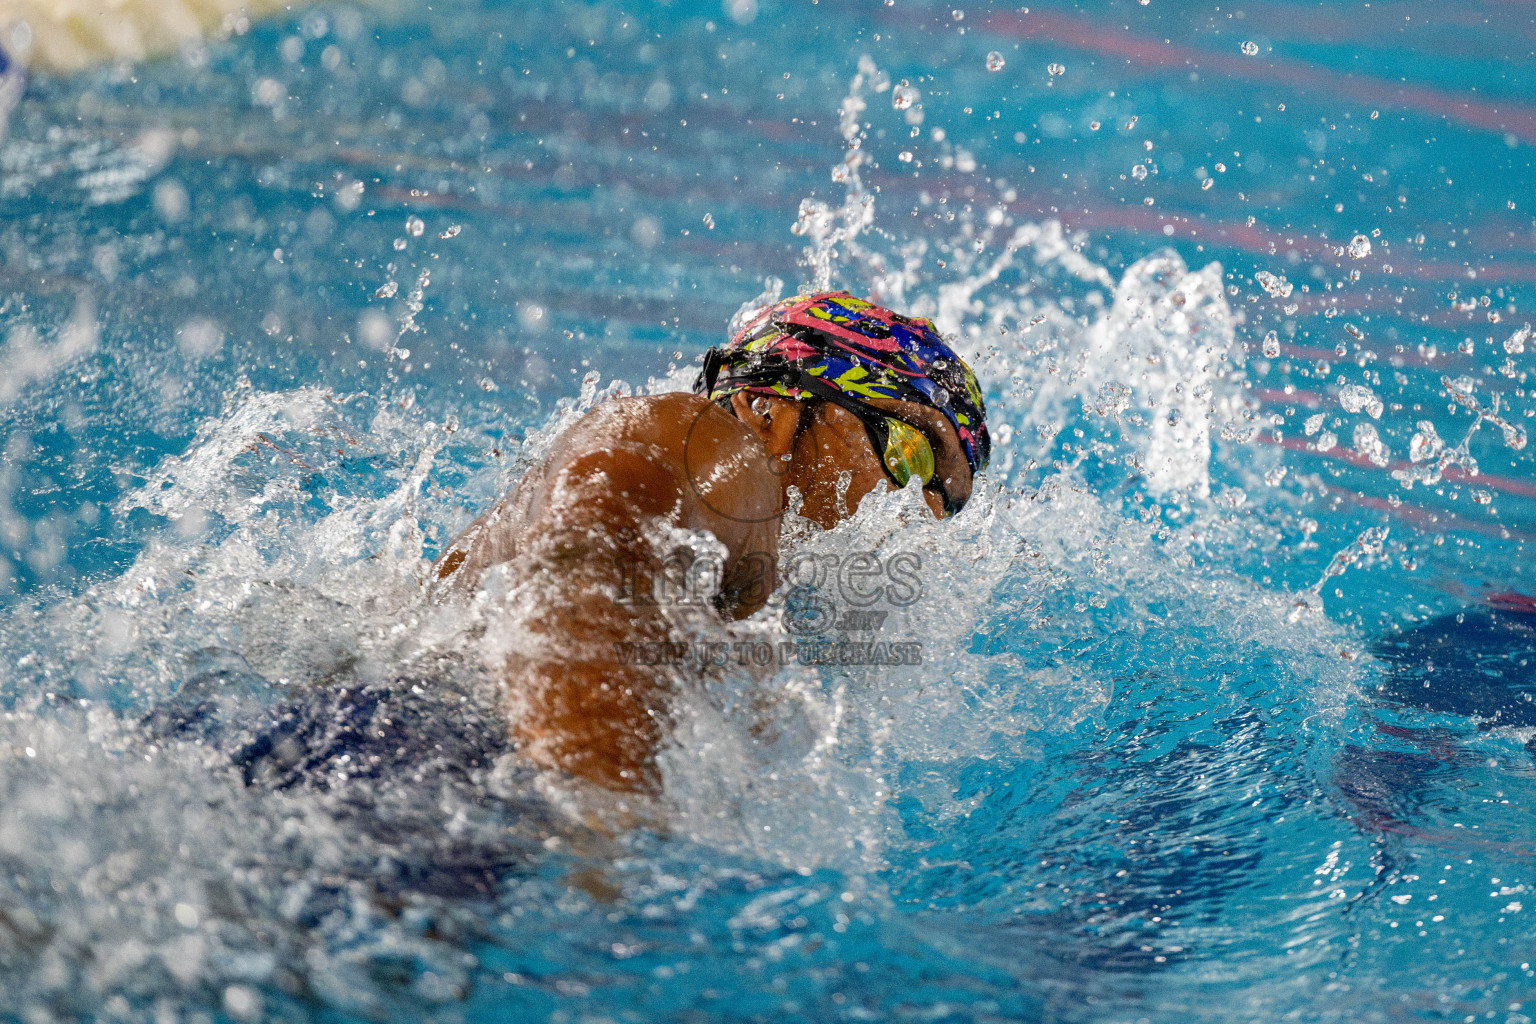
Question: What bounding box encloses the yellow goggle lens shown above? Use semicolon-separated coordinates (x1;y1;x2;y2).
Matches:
882;418;936;489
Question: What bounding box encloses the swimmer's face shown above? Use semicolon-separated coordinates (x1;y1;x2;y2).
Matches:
730;393;972;527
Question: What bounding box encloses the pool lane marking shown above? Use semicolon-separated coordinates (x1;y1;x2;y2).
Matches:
1217;0;1536;53
874;166;1536;288
1255;430;1536;504
164;95;1536;291
1324;488;1534;545
974;7;1536;145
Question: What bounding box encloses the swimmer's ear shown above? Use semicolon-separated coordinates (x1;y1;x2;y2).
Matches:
730;393;803;459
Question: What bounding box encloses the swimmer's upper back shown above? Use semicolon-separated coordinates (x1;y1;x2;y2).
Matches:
433;393;780;597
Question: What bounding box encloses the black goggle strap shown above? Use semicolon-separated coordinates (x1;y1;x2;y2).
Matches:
699;346;725;397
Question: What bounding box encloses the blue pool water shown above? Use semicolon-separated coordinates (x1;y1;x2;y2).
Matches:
2;0;1536;1019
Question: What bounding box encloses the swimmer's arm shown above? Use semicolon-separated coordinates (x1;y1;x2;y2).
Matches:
492;445;697;792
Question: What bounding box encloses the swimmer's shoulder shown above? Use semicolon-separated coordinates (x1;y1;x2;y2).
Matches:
432;393;772;593
552;392;779;542
567;392;754;451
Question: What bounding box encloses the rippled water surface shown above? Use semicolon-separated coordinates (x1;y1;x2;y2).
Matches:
1;0;1535;1020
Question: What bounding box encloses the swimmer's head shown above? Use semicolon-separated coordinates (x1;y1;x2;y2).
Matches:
695;291;989;522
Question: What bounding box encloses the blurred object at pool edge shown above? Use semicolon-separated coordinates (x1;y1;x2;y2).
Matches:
0;0;330;72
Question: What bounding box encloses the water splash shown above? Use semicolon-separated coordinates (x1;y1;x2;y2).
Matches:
791;58;884;291
1289;525;1389;620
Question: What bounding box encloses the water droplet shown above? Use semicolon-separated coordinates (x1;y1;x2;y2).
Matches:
1262;330;1279;358
1316;430;1337;453
631;215;661;248
1094;381;1131;416
1143;196;1154;205
1344;323;1364;340
1047;62;1066;76
1353;422;1390;466
1264;466;1288;486
892;85;918;110
1241;40;1260;55
1459;338;1475;355
1409;422;1443;462
1131;163;1148;181
153;179;190;223
1214;162;1226;173
1255;271;1293;298
1201;177;1214;190
1089;120;1101;130
1304;413;1325;436
406;215;425;237
224;985;260;1020
1339;383;1383;419
393;237;407;251
1504;324;1530;354
1124;115;1139;130
252;77;284;107
702;212;715;229
1369;110;1379;119
951;8;964;19
438;224;461;239
1347;233;1371;258
1472;489;1493;505
898;150;913;163
177;317;224;359
375;280;398;298
986;50;1005;71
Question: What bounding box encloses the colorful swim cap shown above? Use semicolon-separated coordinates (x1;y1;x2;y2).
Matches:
695;291;991;480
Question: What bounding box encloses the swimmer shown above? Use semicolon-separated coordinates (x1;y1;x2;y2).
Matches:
432;292;990;793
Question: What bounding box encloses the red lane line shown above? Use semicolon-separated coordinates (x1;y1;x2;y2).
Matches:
964;184;1536;288
980;9;1536;144
1258;432;1536;502
1251;387;1324;409
1230;0;1536;50
1264;341;1455;368
1331;488;1535;544
1251;377;1534;416
328;96;1536;290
